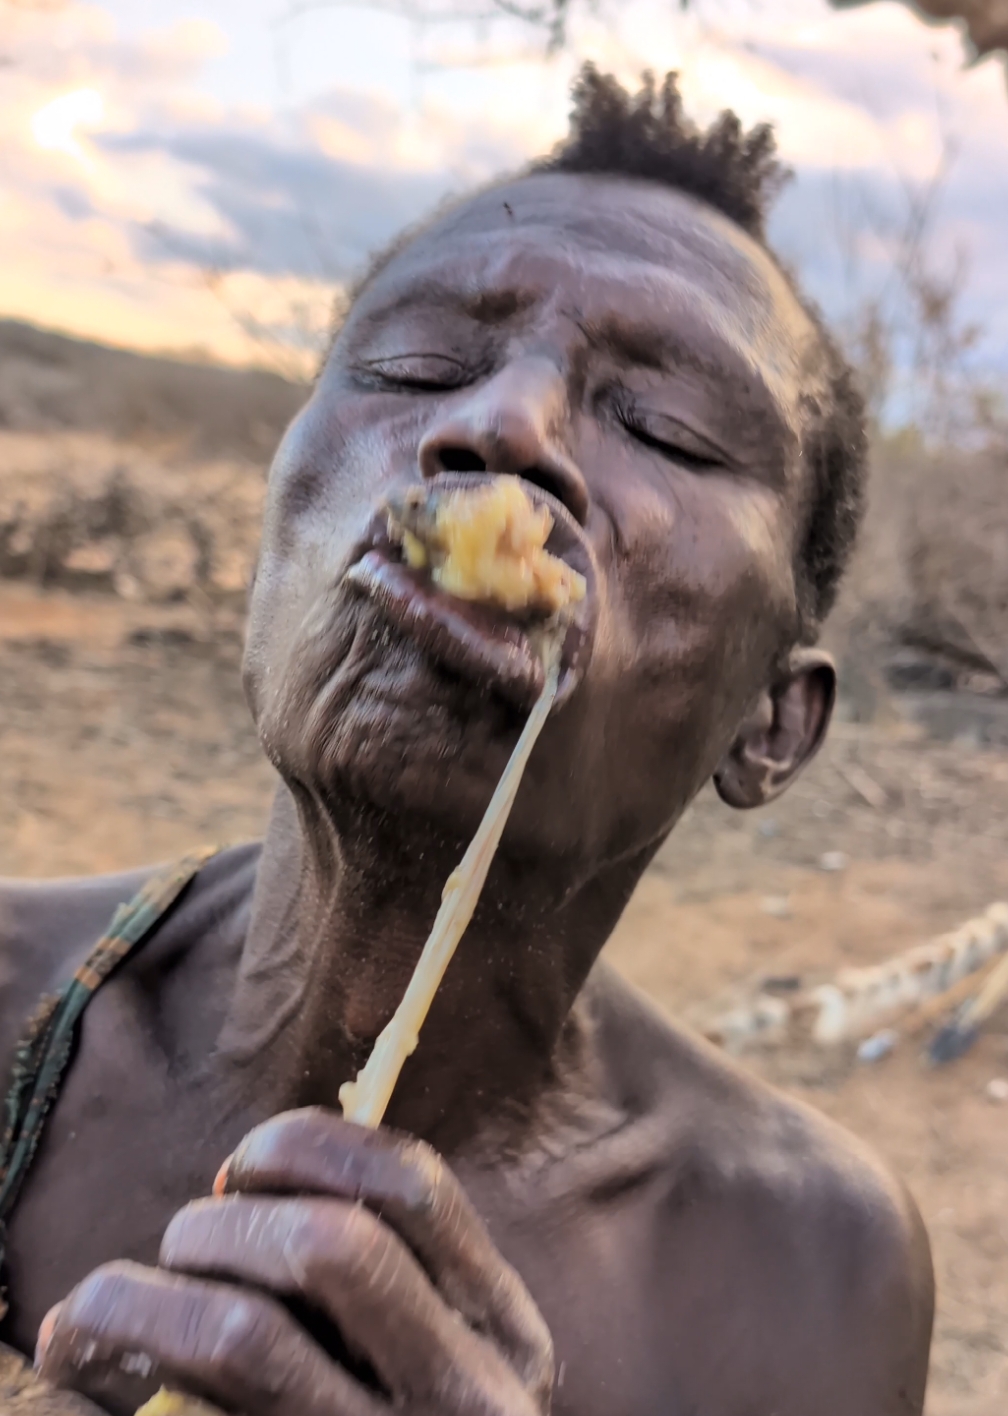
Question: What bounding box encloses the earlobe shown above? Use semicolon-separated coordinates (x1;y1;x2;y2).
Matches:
713;649;836;810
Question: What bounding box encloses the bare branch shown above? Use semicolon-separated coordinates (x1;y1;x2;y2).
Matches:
272;1;1008;64
272;0;579;50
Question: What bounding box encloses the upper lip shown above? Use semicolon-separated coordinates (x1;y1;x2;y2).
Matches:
342;472;599;710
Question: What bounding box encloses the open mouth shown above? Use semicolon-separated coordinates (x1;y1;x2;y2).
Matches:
344;473;598;711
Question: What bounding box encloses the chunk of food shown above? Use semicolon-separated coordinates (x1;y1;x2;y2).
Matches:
135;1390;224;1416
386;476;585;616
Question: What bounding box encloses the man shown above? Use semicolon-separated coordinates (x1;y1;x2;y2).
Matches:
1;68;933;1415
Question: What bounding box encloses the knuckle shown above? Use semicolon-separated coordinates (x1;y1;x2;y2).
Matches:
62;1260;145;1326
326;1199;416;1296
160;1198;215;1261
231;1107;331;1180
284;1198;403;1295
517;1294;552;1351
337;1195;386;1261
41;1263;172;1385
231;1119;288;1175
277;1204;329;1280
490;1284;555;1396
208;1291;282;1379
395;1137;449;1212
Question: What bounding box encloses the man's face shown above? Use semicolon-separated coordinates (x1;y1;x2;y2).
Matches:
244;172;823;882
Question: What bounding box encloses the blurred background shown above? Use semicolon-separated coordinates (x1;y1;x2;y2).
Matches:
1;2;1007;1411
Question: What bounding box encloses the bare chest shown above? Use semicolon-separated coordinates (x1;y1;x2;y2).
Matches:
449;1119;685;1416
0;988;257;1354
3;1056;674;1416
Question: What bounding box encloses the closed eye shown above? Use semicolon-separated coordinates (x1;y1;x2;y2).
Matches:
358;353;469;392
618;404;726;472
625;423;725;471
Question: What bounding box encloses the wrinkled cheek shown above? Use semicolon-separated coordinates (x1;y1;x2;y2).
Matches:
661;489;798;693
685;547;796;735
242;552;301;722
597;499;798;839
727;491;798;610
243;558;362;780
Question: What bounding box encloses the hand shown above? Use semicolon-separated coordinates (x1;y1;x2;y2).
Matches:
35;1109;555;1416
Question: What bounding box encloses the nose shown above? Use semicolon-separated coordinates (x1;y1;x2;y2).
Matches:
417;357;590;526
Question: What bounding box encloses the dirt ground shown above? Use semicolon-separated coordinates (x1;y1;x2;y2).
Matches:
2;579;1007;1415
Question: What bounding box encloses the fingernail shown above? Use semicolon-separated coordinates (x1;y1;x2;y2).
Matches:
34;1302;61;1369
212;1154;233;1197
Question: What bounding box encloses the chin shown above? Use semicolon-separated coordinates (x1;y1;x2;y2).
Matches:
249;592;535;831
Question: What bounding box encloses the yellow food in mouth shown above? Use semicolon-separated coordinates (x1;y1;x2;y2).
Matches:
386;475;586;616
135;1390;223;1416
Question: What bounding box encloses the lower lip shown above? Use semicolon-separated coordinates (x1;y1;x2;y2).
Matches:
346;550;559;708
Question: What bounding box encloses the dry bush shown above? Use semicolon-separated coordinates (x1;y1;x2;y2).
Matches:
0;321;306;461
901;446;1008;681
0;431;267;606
0;325;305;611
826;439;1008;705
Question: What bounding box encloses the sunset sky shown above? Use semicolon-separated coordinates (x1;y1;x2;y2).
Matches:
3;0;1007;387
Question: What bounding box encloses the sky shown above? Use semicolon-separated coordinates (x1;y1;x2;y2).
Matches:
2;0;1007;395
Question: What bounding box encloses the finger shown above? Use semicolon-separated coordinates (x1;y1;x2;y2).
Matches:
220;1109;552;1393
36;1259;387;1416
35;1301;63;1365
212;1158;230;1198
161;1196;534;1412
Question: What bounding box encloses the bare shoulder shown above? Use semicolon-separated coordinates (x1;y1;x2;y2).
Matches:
583;963;934;1414
0;845;261;1071
0;867;149;1072
584;958;931;1230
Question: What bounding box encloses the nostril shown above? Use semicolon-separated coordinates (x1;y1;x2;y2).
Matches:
519;465;590;528
420;438;588;525
435;446;488;474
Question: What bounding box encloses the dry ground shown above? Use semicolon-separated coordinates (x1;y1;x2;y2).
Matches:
1;581;1006;1415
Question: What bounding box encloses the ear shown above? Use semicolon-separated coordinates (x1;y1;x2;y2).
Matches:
713;649;836;810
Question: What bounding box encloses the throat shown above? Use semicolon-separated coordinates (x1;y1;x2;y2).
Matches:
219;785;592;1150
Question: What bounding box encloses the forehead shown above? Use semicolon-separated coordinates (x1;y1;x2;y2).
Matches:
346;172;820;409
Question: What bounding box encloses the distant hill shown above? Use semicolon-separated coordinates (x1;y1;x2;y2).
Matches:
0;321;309;460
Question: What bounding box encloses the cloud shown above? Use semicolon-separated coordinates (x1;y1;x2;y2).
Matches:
759;14;1008;380
670;1;1008;388
0;3;530;366
770;165;1008;397
95;75;533;286
1;0;1007;386
101;116;468;282
4;6;226;94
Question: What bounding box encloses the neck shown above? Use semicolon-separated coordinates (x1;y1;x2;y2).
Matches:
219;783;652;1151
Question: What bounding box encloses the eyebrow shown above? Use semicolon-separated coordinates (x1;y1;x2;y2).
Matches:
353;277;782;436
356;281;540;330
586;308;786;432
359;286;736;389
576;312;731;383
